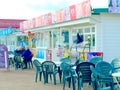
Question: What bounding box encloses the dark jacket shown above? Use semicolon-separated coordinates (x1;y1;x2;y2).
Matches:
22;49;32;62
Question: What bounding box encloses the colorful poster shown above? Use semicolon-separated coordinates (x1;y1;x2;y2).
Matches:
48;13;52;25
0;44;8;69
109;0;120;13
69;5;76;20
64;7;70;21
46;49;52;61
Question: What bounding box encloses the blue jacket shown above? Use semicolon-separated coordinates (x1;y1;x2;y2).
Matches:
22;49;32;62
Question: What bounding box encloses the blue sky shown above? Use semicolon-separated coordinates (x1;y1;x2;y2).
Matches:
0;0;108;19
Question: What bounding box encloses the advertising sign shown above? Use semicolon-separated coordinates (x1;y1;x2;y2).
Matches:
0;44;8;69
0;26;12;36
109;0;120;13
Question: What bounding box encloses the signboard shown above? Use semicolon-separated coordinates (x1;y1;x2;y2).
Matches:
109;0;120;13
0;26;12;36
0;44;9;69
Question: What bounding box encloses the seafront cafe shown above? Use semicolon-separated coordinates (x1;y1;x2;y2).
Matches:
20;0;120;63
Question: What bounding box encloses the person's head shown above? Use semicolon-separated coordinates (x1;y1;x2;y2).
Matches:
18;46;23;51
25;46;29;50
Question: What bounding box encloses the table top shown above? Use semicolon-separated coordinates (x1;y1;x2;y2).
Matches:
112;72;120;77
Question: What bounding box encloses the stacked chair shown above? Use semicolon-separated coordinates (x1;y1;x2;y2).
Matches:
90;61;117;90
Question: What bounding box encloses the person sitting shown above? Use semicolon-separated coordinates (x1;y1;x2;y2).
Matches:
14;46;25;56
22;46;33;69
14;46;25;69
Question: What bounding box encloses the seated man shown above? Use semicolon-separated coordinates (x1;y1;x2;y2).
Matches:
22;46;33;69
14;46;25;69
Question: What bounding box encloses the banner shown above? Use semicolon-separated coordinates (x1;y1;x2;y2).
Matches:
32;18;36;28
69;5;76;20
20;22;24;33
48;13;52;25
64;7;70;21
44;14;48;25
109;0;120;13
60;9;65;22
0;44;8;69
52;14;56;24
56;10;61;23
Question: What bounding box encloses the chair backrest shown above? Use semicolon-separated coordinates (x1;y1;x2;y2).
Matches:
95;61;113;76
89;56;103;65
60;57;71;64
42;61;57;73
8;51;14;55
33;59;42;71
76;62;95;83
111;58;120;72
60;62;74;78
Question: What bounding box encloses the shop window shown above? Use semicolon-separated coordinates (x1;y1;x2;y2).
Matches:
84;28;90;33
92;27;95;32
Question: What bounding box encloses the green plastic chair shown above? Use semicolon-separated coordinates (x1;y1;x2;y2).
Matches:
33;59;42;82
91;61;116;90
60;62;77;90
76;62;95;90
111;58;120;73
42;61;61;85
89;56;103;65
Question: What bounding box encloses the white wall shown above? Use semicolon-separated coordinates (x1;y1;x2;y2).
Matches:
100;13;120;62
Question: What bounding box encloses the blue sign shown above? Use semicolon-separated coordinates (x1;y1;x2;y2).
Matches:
0;26;12;36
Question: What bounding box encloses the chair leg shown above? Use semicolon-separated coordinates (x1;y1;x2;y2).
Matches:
63;79;66;90
68;78;71;88
31;61;33;68
35;72;38;82
39;72;42;81
53;74;56;85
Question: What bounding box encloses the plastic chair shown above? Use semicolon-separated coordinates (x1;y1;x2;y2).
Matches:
111;58;120;73
42;61;61;85
111;58;120;84
27;54;33;69
14;55;24;70
89;56;103;65
60;62;77;90
76;62;95;90
33;59;42;82
91;61;116;90
8;51;15;67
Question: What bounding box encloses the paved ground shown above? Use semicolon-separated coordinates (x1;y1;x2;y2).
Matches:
0;67;93;90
